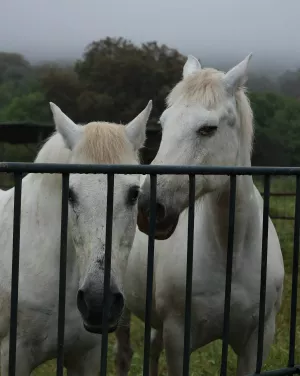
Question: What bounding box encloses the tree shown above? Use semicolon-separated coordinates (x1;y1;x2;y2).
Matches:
250;91;300;166
0;52;30;84
0;91;50;122
2;42;300;167
248;74;278;93
278;69;300;98
41;37;185;126
40;66;83;121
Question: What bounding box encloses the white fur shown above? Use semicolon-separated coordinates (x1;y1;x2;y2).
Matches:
183;54;202;78
125;100;152;151
223;53;252;93
0;102;151;375
116;55;284;376
49;102;83;149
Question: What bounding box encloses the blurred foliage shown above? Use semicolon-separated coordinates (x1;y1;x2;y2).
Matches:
1;37;300;166
249;91;300;166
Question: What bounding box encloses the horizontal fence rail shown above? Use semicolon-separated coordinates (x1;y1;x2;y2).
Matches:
2;162;300;174
0;163;297;221
3;162;300;376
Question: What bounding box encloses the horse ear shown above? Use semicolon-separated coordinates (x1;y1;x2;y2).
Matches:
183;55;202;79
49;102;82;150
223;53;252;94
125;100;152;151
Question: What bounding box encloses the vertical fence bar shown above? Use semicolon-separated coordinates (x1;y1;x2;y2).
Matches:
182;174;196;376
56;173;70;376
288;175;300;367
220;174;237;376
8;173;22;376
100;173;114;376
256;175;271;374
143;174;157;376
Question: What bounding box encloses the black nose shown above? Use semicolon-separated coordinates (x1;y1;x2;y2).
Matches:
77;285;125;333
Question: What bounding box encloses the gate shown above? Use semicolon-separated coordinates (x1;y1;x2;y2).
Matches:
0;162;299;376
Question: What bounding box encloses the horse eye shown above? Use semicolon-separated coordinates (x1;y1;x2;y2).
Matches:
127;186;140;205
197;125;218;136
68;188;77;205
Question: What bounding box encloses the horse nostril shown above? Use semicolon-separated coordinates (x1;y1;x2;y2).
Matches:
77;289;89;317
156;202;166;222
111;292;124;314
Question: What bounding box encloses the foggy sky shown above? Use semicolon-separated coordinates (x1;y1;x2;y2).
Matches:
1;0;299;73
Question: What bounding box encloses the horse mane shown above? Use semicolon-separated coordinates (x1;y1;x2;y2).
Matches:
167;68;254;155
35;121;138;165
76;122;138;164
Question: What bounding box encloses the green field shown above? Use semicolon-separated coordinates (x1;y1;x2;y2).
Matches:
23;177;300;374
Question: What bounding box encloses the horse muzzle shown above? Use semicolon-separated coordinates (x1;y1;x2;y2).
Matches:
77;284;124;334
137;200;180;240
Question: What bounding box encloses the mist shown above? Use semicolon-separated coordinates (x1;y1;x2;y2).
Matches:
1;0;299;75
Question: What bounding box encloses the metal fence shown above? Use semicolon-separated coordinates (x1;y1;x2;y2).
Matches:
0;162;299;376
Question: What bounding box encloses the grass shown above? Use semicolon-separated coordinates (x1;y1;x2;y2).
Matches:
30;177;300;374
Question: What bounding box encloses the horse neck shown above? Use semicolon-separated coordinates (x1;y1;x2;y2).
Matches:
202;140;256;253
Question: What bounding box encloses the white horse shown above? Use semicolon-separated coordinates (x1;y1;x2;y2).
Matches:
116;54;284;375
0;100;152;375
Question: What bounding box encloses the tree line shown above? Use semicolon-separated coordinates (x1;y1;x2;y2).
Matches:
1;37;300;166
